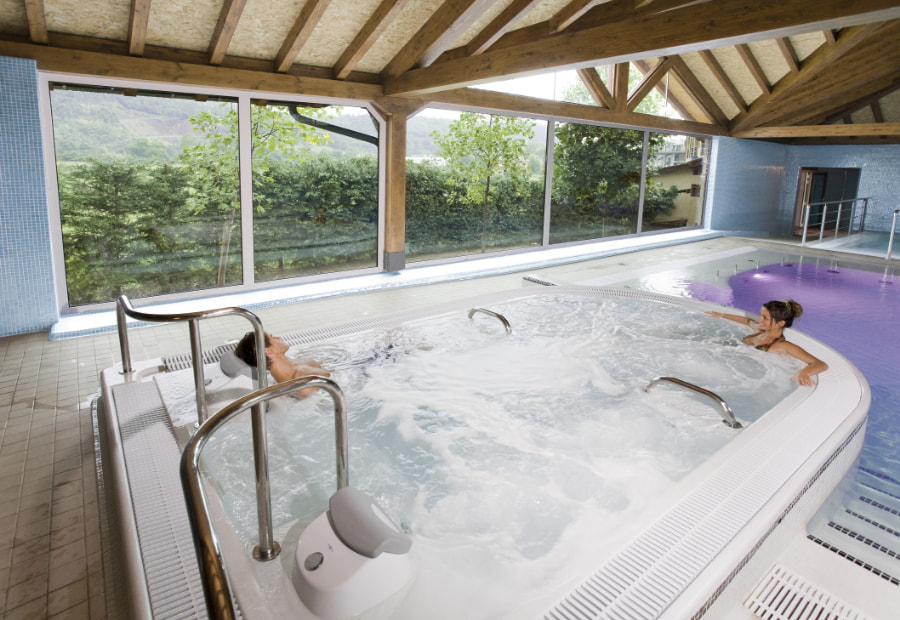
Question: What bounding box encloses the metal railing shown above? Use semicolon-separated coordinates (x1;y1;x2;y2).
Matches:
887;209;899;260
468;307;512;333
644;376;742;429
116;295;268;424
800;198;868;246
181;375;347;620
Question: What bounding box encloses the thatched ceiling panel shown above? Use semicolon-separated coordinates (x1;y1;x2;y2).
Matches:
146;0;223;53
680;51;742;120
513;0;584;28
709;46;761;106
0;2;28;36
228;0;309;61
351;0;444;73
788;31;826;61
746;40;791;86
45;0;129;40
295;0;386;68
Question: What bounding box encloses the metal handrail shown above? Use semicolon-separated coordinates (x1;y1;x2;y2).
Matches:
644;376;742;429
468;307;512;333
181;375;347;620
800;198;868;246
116;295;268;423
886;209;899;260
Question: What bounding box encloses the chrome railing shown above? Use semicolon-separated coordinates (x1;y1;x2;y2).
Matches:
116;295;268;424
468;307;512;333
644;376;742;429
800;198;868;246
887;209;899;260
181;375;347;620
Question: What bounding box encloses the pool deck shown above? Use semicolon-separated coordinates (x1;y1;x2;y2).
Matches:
1;232;898;619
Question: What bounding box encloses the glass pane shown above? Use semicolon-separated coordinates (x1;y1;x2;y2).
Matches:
50;84;241;306
251;103;378;281
550;122;643;244
644;133;709;230
406;110;546;262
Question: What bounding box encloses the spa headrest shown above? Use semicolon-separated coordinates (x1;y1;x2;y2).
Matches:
219;349;258;380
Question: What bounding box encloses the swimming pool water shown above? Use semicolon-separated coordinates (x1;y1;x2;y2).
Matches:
623;248;900;572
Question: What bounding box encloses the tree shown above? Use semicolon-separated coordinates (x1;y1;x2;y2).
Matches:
432;113;535;252
179;103;332;285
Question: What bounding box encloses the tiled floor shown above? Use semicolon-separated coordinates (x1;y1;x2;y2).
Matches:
2;235;882;618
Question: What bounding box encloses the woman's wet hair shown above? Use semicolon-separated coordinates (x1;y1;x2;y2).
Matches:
764;299;803;327
233;331;272;369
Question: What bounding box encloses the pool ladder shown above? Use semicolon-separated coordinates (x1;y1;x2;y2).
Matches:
645;376;742;429
468;307;512;333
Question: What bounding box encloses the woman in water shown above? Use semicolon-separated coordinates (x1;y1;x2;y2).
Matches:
233;331;330;397
708;300;828;387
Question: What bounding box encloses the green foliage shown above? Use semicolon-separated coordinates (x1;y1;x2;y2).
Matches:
431;113;536;252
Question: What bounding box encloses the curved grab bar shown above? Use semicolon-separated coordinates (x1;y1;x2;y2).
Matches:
116;295;268;424
468;307;512;334
181;375;347;620
644;376;742;429
887;208;899;260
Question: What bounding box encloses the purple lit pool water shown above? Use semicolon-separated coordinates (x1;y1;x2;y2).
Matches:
688;258;900;481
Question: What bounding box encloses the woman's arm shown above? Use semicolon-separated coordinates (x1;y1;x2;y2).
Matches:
769;341;828;387
707;310;755;327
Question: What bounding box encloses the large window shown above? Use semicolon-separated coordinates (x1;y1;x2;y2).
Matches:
250;102;379;281
406;111;546;262
50;85;242;306
644;134;709;230
549;123;645;243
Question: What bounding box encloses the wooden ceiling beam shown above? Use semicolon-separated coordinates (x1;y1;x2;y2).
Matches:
669;56;728;125
465;0;543;56
611;62;630;111
735;44;771;96
275;0;332;73
550;0;602;33
385;0;900;96
776;38;800;73
729;22;888;132
699;49;746;113
633;58;695;121
424;85;727;135
626;56;673;112
128;0;152;56
813;76;900;125
333;0;409;79
382;0;494;78
0;38;382;101
871;101;885;123
23;0;48;45
732;122;900;139
577;67;615;108
208;0;248;66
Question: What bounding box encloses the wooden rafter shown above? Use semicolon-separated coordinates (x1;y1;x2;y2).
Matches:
23;0;48;45
699;50;746;113
208;0;248;65
386;0;900;96
776;38;800;73
871;101;885;122
669;56;728;125
611;62;629;111
465;0;543;56
732;122;900;139
812;75;900;126
626;56;672;112
382;0;494;78
128;0;152;56
333;0;409;80
735;44;771;96
731;22;893;132
633;58;694;121
275;0;332;73
577;67;614;108
550;0;602;33
636;0;713;13
823;29;837;44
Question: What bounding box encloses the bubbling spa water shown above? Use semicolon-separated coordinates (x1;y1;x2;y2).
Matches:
200;294;803;617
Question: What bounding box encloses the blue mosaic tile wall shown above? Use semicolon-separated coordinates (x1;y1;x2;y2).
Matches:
782;144;900;233
0;56;57;336
707;136;789;236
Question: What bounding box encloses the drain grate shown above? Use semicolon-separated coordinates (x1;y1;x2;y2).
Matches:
744;565;867;619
